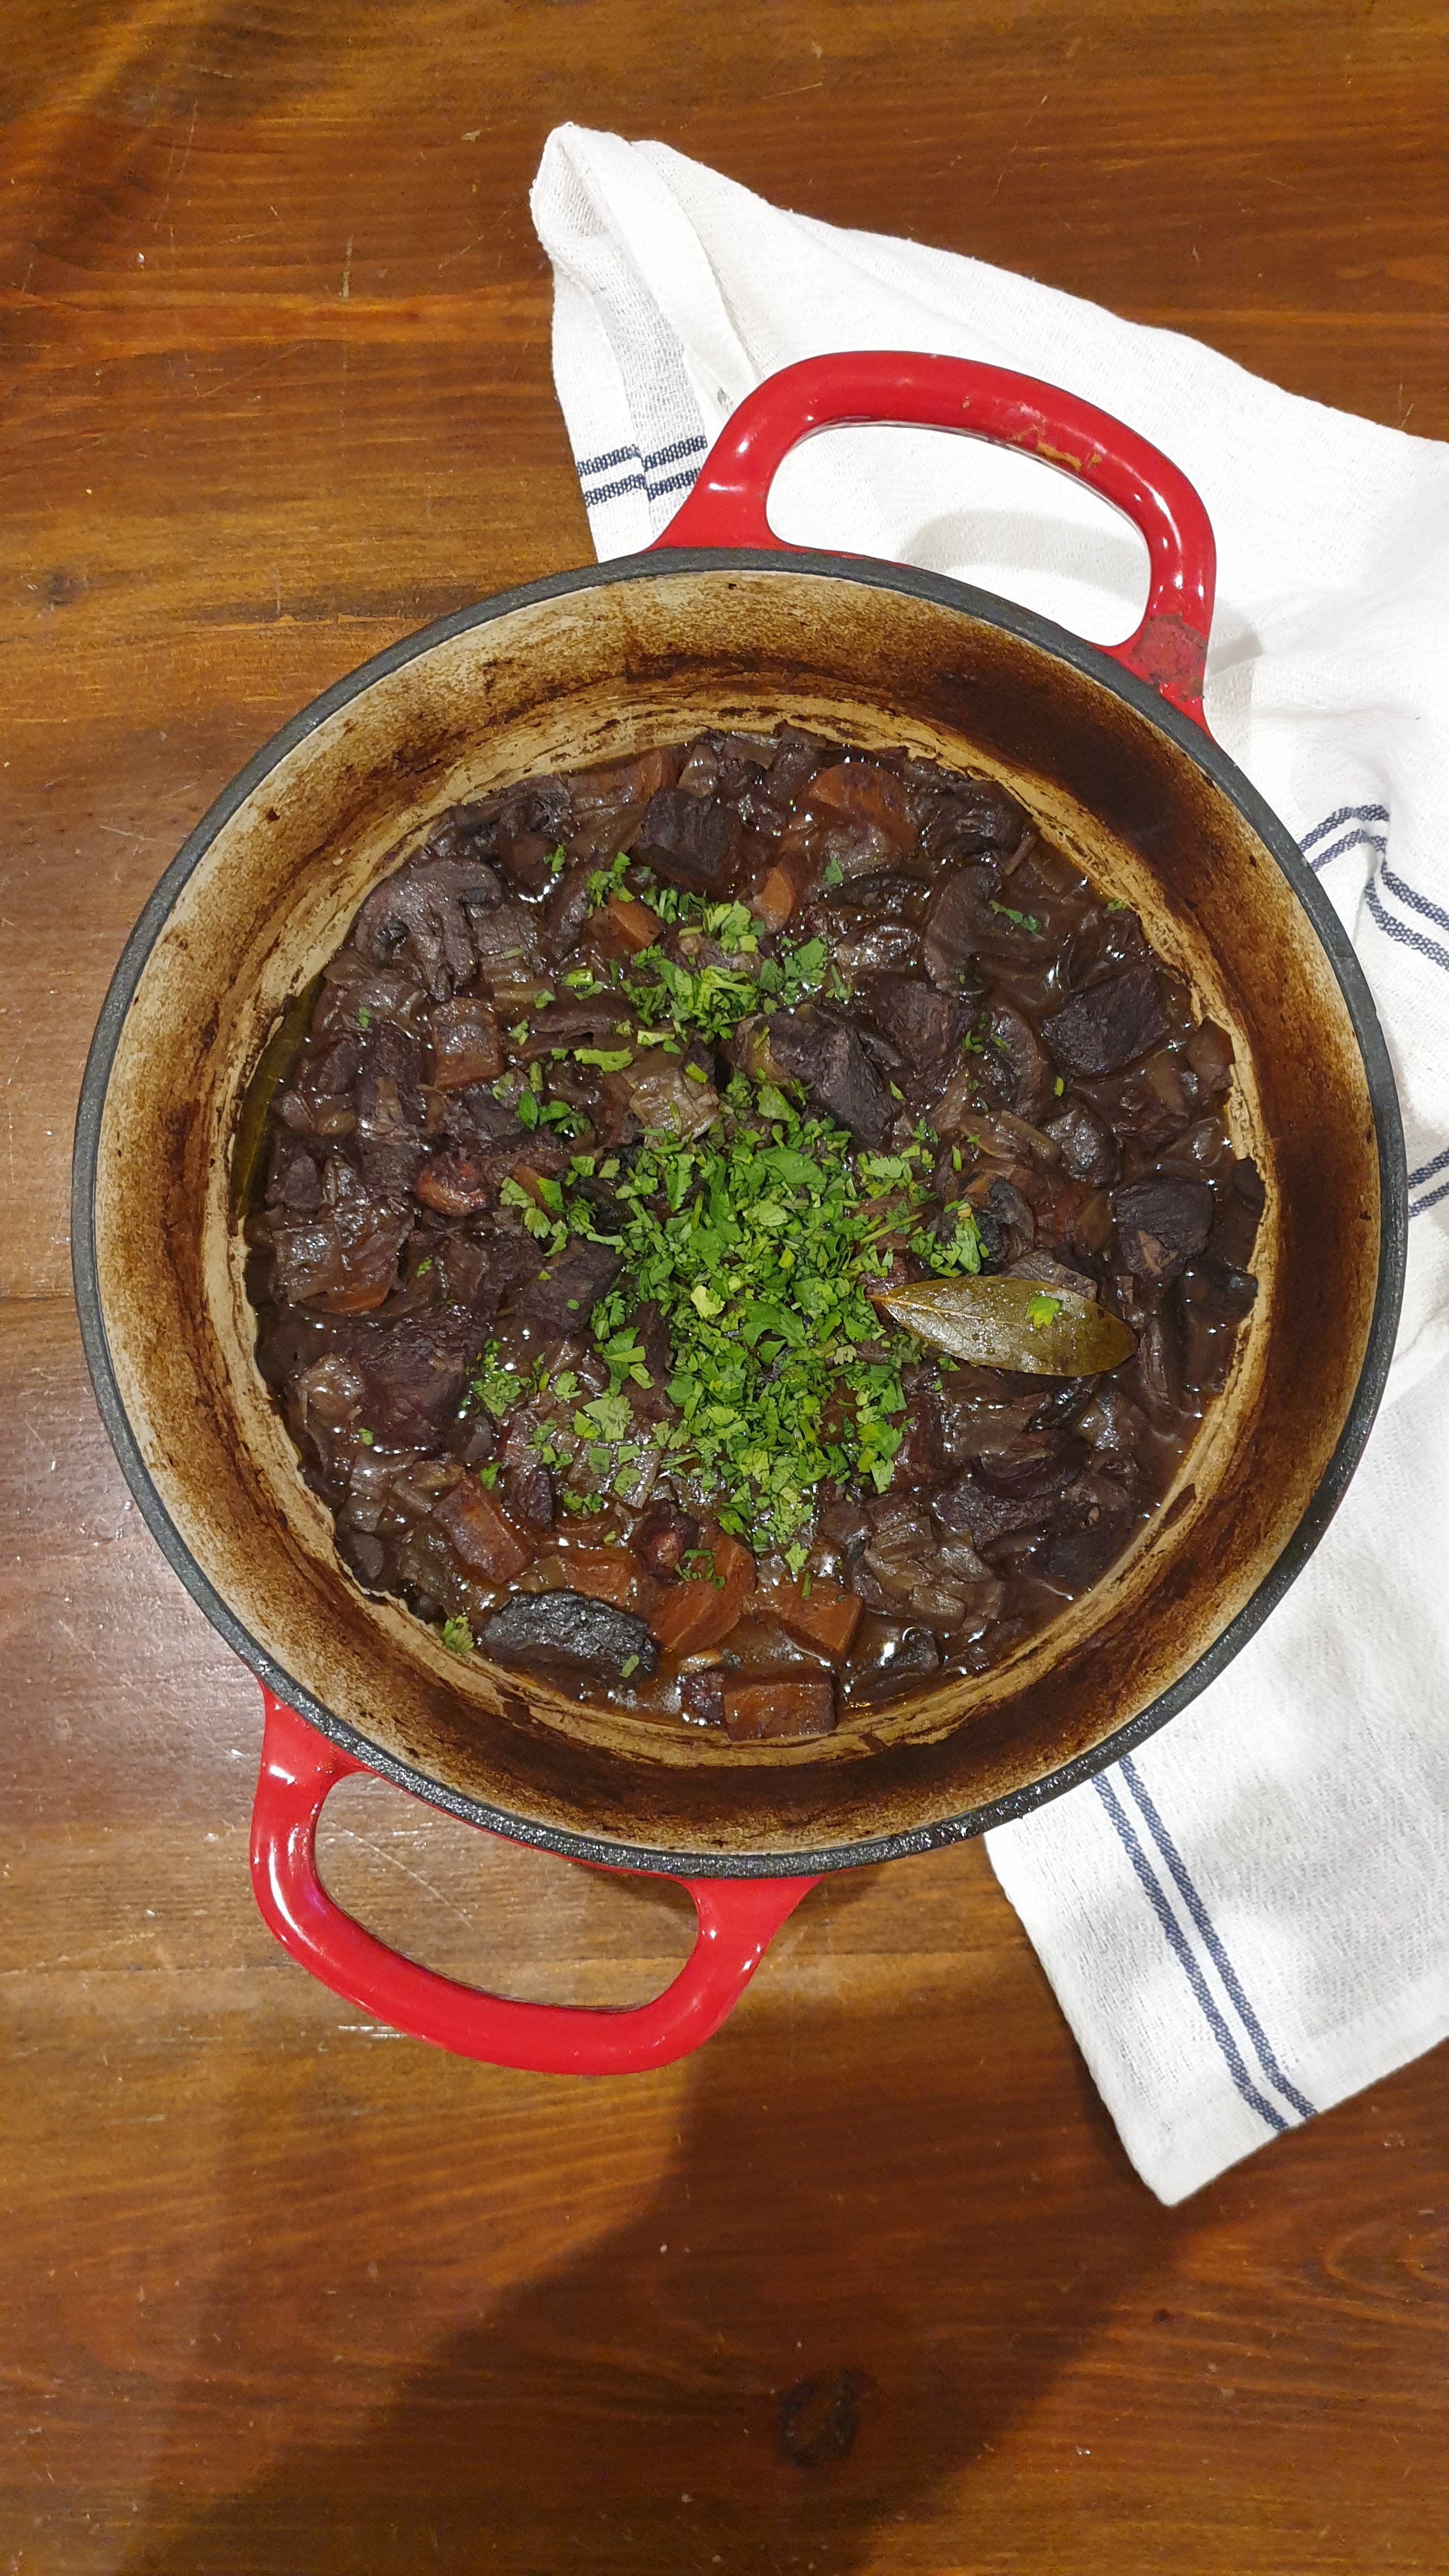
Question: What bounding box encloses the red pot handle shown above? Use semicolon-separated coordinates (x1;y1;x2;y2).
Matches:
653;351;1215;729
249;1689;816;2074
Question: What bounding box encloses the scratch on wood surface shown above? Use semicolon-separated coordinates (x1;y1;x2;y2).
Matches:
171;97;199;191
333;1827;482;1935
341;234;353;303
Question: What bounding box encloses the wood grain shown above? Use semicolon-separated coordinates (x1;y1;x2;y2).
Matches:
1;3;1445;2568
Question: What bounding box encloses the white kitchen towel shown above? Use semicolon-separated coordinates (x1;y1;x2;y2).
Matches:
530;126;1449;2205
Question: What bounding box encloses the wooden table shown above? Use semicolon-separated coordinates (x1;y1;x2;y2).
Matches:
3;5;1444;2567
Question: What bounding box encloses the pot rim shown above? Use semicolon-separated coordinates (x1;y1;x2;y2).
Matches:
71;544;1409;1877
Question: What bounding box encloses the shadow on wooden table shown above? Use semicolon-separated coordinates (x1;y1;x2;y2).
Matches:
115;1942;1181;2576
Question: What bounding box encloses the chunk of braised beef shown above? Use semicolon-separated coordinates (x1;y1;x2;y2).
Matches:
489;776;573;892
311;960;427;1049
934;1365;1038;1465
818;870;924;919
357;1130;425;1201
1038;1174;1113;1272
1044;1096;1119;1185
922;864;1022;985
302;1031;362;1100
271;1188;412;1313
501;1236;622;1340
439;1086;528;1149
1112;1177;1214;1282
462;1230;555;1323
853;1020;907;1080
480;1590;659;1682
422;1228;491;1314
631;786;740;893
824;919;926;980
362;1017;424;1105
353;854;503;1002
932;1473;1056;1551
765;1009;892;1147
340;1314;482;1444
762;726;832;813
421;802;500;866
973;1425;1083;1498
1033;1487;1136;1590
564;749;682;860
1078;1066;1193;1156
862;976;969;1073
917;775;1027;865
849;1492;1003;1627
567;1170;626;1238
818;1494;872;1552
502;1411;559;1524
632;1501;702;1580
1040;962;1170;1078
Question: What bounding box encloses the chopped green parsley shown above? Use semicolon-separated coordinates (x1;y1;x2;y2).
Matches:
578;1079;980;1547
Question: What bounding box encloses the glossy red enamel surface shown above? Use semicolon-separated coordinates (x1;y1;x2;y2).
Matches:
252;1691;818;2073
654;351;1216;725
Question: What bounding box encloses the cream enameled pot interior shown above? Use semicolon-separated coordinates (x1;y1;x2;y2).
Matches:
89;564;1383;1864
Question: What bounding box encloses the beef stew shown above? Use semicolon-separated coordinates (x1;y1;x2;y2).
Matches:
241;728;1262;1740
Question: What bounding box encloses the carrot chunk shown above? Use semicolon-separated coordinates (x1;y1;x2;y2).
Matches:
721;1673;838;1742
648;1529;754;1655
536;1547;651;1616
756;1575;862;1661
750;862;798;931
604;894;662;954
433;1484;534;1583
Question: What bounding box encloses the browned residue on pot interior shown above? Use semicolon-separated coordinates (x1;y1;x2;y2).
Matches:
91;569;1381;1862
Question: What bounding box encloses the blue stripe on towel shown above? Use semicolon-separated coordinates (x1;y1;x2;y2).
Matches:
1094;1774;1291;2135
1365;875;1449;974
1119;1756;1316;2120
1301;802;1389;852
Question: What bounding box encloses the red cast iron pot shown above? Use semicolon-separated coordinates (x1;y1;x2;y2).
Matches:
72;354;1406;2076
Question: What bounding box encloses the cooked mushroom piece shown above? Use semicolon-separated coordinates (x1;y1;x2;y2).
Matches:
481;1591;659;1682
